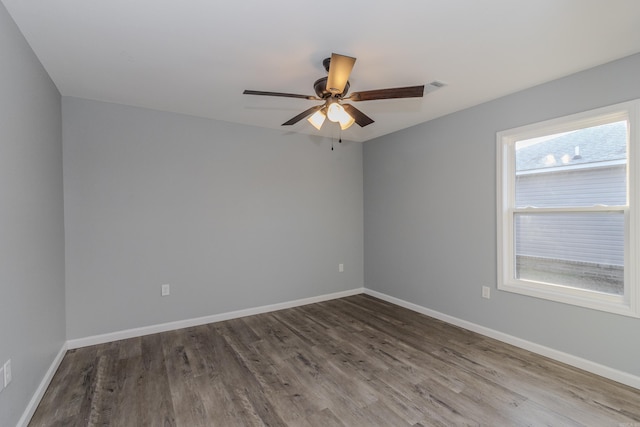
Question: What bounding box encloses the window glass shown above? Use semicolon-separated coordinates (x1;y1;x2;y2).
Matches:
515;121;627;208
514;212;624;295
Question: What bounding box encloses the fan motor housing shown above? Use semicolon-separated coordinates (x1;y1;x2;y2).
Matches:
314;77;349;99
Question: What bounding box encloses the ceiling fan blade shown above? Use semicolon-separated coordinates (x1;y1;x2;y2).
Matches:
347;85;425;102
326;53;356;95
342;104;374;127
282;105;324;126
243;90;320;100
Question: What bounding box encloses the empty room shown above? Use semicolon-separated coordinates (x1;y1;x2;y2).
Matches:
2;1;640;425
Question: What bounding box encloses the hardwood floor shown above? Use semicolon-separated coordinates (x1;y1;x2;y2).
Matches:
29;294;640;426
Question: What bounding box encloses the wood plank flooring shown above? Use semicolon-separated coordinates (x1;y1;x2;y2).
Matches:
29;294;640;426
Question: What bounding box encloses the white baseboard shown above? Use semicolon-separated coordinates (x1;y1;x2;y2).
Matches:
67;287;365;349
364;288;640;390
17;342;68;427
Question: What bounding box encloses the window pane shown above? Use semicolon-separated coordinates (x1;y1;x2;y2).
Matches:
515;212;624;295
515;121;627;208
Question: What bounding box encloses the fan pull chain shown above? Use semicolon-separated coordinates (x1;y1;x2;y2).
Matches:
331;140;334;151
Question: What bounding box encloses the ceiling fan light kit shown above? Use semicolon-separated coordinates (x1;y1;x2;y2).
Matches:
243;53;427;132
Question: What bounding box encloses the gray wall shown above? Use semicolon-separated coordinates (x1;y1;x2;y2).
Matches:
0;3;65;426
63;97;363;339
364;53;640;377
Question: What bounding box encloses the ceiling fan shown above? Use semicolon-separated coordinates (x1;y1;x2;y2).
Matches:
243;53;426;131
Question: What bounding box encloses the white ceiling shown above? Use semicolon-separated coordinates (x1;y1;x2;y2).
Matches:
3;0;640;142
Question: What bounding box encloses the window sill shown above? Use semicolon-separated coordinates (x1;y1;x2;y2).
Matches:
498;279;639;318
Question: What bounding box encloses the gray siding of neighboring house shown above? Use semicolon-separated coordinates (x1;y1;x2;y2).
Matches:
515;165;625;266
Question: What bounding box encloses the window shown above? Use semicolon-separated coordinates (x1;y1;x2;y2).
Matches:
497;100;640;317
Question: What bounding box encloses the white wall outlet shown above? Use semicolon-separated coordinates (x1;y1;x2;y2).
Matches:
161;284;170;296
338;263;344;273
0;365;4;392
4;359;12;387
482;286;491;299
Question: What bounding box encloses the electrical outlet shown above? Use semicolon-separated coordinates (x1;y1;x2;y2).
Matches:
482;286;491;299
0;365;4;393
338;263;344;273
161;284;170;296
4;359;11;387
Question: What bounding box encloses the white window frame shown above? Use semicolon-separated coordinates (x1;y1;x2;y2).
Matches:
497;99;640;318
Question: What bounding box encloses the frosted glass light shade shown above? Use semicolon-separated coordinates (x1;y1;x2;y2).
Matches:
307;110;326;130
327;103;345;122
339;114;355;130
